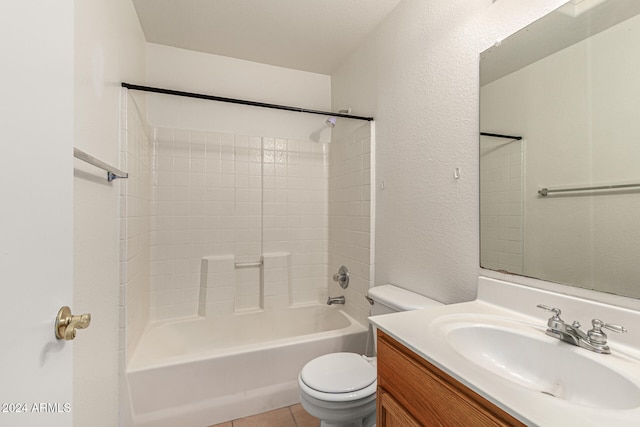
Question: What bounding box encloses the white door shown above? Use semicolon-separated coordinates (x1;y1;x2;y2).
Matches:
0;1;74;426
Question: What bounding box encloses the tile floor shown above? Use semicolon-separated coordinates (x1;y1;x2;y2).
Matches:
209;404;320;427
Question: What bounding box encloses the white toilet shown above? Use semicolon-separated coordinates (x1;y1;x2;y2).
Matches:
298;284;443;427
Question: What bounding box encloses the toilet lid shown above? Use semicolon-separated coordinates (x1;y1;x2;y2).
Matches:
300;353;376;394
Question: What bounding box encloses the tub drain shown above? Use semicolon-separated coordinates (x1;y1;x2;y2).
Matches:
541;391;555;397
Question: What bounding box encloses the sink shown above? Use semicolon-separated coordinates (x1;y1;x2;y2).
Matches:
370;278;640;425
439;317;640;410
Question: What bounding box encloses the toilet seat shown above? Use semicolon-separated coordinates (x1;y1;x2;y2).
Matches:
299;353;377;402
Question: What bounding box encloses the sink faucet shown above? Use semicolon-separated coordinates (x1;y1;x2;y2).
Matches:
327;296;345;305
537;304;627;354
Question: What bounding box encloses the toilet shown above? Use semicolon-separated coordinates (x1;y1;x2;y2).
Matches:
298;284;443;427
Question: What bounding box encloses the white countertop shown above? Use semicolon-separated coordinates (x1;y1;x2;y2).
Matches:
369;277;640;427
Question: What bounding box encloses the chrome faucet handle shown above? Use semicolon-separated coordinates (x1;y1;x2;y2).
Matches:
586;319;627;350
537;304;562;320
332;266;350;289
593;319;628;334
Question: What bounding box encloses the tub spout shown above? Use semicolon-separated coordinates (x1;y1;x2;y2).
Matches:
327;296;345;305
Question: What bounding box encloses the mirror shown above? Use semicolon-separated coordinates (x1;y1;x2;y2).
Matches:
480;0;640;299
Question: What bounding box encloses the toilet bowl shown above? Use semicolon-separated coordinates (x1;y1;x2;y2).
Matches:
298;284;443;427
298;352;377;427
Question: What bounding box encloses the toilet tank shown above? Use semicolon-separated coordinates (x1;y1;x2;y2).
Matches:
367;284;442;316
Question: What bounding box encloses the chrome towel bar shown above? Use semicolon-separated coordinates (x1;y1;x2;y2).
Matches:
74;147;128;182
538;182;640;197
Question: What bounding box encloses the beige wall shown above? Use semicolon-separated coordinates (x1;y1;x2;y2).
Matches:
73;0;146;426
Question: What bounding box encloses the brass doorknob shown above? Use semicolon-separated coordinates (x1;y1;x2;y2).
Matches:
55;306;91;340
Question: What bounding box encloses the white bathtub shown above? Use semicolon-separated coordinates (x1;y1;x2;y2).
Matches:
126;305;368;427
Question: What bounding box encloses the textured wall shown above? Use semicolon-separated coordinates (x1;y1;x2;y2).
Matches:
331;0;566;303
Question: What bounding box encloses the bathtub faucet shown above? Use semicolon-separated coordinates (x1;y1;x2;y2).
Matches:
327;296;346;305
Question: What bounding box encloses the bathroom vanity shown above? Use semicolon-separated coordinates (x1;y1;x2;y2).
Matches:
370;277;640;426
377;330;523;426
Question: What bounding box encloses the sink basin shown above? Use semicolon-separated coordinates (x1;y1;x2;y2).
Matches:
441;319;640;410
370;278;640;425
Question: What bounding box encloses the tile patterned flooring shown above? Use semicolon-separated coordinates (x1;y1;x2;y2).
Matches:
209;404;320;427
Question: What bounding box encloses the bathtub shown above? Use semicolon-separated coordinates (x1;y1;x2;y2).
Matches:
126;305;368;427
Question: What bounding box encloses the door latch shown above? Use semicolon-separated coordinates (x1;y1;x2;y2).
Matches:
55;306;91;340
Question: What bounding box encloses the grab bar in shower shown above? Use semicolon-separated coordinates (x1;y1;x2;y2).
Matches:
74;147;128;182
234;260;263;268
538;182;640;197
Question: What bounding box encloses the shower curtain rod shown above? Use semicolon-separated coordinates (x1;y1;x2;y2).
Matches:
121;83;374;122
480;132;523;140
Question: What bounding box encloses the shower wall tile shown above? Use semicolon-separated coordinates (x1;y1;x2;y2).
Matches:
199;256;236;316
480;139;524;274
263;253;292;311
329;124;373;326
130;117;369;325
120;92;152;364
150;128;329;321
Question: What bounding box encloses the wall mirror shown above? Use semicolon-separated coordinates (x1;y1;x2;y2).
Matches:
480;0;640;299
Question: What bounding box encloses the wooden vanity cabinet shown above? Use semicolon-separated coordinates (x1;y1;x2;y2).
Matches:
376;331;526;427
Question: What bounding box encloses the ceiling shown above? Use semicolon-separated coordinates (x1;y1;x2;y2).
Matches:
132;0;402;75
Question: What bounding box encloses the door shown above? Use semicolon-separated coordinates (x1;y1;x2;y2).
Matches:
0;1;74;426
378;390;422;427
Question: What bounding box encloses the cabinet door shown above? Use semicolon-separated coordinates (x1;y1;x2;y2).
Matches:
378;389;422;427
377;331;526;427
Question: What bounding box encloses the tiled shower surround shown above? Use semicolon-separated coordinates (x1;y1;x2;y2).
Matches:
120;92;152;363
329;124;373;325
479;137;524;274
149;128;330;320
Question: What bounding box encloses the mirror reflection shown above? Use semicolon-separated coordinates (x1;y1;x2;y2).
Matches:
480;0;640;298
